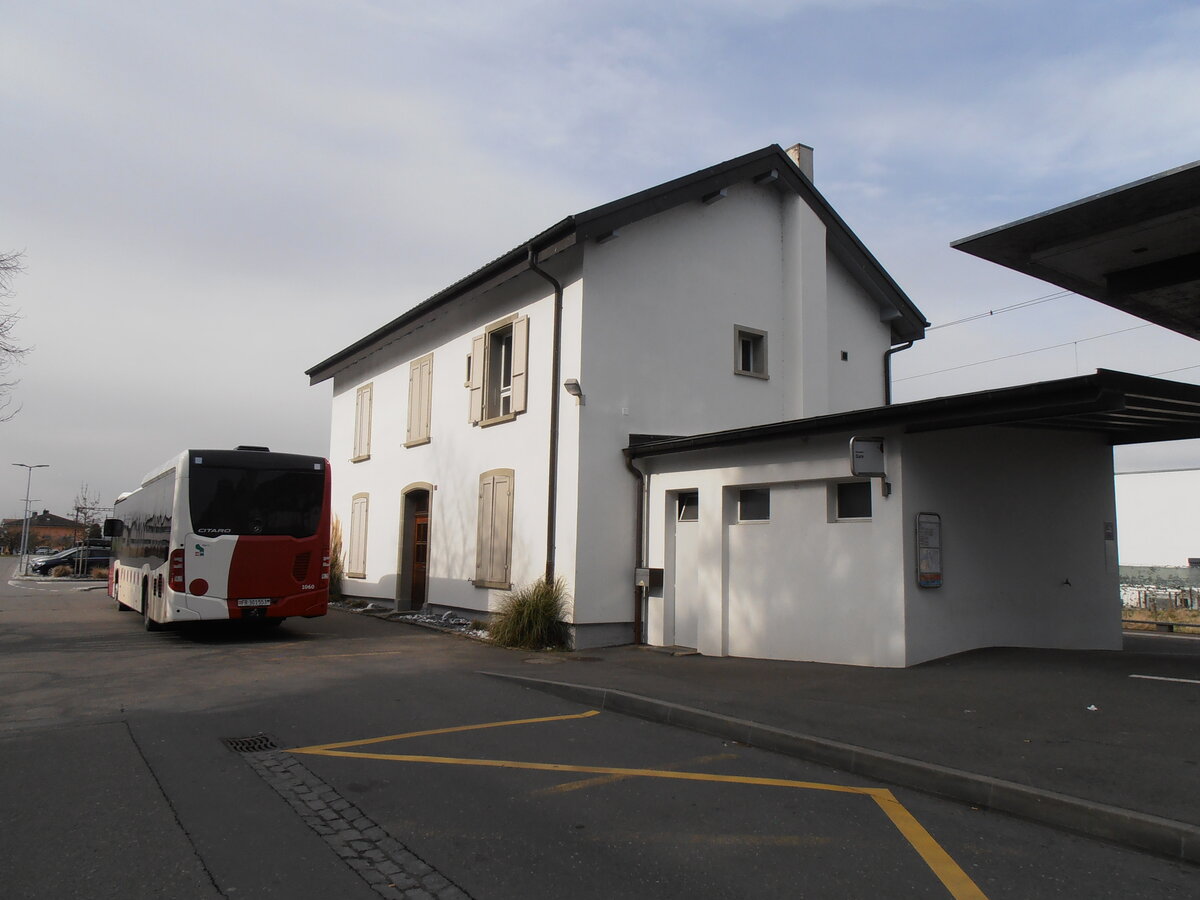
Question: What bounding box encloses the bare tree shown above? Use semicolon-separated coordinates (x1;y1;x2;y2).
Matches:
73;482;105;540
1;251;28;421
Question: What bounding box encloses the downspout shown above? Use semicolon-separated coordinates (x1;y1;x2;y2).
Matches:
528;246;564;584
883;341;914;405
623;449;647;644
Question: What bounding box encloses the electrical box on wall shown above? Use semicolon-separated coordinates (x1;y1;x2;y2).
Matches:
635;568;664;590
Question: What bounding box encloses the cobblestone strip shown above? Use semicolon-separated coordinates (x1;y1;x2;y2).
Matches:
244;749;473;900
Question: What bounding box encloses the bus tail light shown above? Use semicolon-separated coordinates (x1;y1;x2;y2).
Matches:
169;549;186;593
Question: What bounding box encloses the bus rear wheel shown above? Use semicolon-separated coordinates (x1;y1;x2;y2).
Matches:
142;584;161;632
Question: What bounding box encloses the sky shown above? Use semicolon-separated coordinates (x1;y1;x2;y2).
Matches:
3;0;1199;559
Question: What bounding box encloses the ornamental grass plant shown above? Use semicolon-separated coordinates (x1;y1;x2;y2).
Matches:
329;515;345;600
489;577;570;650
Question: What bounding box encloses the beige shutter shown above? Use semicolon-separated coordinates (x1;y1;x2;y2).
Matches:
475;474;493;582
468;334;486;424
510;316;529;414
407;355;433;445
348;493;369;577
492;471;513;583
475;469;514;586
354;385;373;459
419;355;433;440
406;364;418;444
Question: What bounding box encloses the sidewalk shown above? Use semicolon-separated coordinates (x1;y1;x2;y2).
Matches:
473;632;1200;863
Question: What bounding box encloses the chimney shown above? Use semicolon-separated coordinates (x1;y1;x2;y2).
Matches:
785;143;814;181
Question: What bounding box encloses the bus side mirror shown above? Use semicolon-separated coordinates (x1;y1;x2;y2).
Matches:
103;518;124;537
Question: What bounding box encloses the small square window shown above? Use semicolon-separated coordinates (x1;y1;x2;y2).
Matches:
738;488;770;521
734;325;768;379
836;482;872;519
677;491;699;522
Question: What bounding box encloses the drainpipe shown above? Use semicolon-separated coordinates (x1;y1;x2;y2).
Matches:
623;450;647;644
528;246;564;585
883;341;913;405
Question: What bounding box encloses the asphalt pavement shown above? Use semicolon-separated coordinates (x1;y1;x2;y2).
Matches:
460;625;1200;864
7;560;1199;875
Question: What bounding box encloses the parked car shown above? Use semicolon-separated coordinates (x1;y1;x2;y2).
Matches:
29;549;64;566
30;546;111;576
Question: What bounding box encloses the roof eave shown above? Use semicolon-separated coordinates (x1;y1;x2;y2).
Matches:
306;219;577;385
307;144;931;383
625;370;1200;458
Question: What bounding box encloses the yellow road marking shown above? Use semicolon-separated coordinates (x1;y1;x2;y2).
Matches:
291;711;988;900
534;752;738;795
294;748;874;795
289;710;600;754
869;789;989;900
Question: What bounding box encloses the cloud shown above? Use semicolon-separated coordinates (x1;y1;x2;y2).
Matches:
3;0;1199;516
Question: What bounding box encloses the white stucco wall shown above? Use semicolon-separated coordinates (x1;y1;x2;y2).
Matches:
825;255;894;412
640;424;1122;667
900;427;1121;665
321;178;905;644
328;259;584;619
642;435;908;667
568;182;899;636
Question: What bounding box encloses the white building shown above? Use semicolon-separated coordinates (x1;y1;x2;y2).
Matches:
308;145;1200;665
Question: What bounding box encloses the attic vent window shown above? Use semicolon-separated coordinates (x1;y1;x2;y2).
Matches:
677;491;699;522
835;482;872;520
734;326;768;379
738;488;770;522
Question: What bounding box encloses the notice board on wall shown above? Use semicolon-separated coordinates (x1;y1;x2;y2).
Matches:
916;512;942;588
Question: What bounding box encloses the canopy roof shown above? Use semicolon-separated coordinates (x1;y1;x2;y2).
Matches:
952;162;1200;340
627;369;1200;458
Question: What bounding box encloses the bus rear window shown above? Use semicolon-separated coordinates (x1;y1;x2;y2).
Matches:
190;467;324;538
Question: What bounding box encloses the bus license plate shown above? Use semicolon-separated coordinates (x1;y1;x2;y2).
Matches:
237;598;272;608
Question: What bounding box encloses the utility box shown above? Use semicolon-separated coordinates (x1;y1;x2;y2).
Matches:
635;567;663;591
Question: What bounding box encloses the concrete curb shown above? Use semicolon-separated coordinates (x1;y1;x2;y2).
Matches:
481;670;1200;865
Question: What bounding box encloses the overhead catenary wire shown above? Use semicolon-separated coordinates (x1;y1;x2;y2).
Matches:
894;325;1152;382
1150;363;1200;378
926;289;1074;331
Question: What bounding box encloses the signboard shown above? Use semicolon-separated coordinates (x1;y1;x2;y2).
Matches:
850;437;885;477
916;512;942;588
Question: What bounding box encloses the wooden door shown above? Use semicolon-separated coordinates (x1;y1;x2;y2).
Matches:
410;508;429;608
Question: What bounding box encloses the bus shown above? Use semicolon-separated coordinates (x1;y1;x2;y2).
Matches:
106;447;331;630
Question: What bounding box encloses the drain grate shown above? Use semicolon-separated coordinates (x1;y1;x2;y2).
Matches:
222;733;278;753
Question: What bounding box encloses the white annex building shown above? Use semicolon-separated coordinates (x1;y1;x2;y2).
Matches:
308;145;1200;666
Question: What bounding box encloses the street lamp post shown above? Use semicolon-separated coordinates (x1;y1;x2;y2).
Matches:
12;463;49;575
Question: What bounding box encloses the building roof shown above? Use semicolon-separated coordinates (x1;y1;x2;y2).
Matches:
952;161;1200;340
626;369;1200;459
2;510;79;528
307;144;929;385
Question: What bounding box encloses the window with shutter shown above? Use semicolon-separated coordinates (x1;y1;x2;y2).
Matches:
352;384;373;461
474;469;514;588
468;316;529;426
405;354;433;447
347;493;369;578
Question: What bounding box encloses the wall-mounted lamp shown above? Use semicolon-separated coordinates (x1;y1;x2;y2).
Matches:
563;378;585;405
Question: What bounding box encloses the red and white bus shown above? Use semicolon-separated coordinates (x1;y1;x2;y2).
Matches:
106;447;331;630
